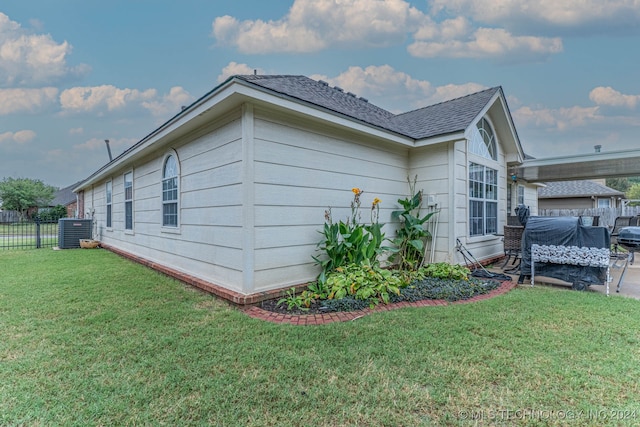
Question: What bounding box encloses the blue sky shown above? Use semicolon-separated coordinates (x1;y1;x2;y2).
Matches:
1;0;639;187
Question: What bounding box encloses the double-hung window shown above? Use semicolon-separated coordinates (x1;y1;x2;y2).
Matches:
517;185;525;206
469;164;498;236
162;155;179;227
469;117;498;237
106;181;112;228
124;172;133;230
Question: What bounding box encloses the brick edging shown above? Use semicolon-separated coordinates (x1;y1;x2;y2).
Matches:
243;280;517;325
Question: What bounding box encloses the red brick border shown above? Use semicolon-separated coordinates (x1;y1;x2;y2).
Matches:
243;280;517;325
100;243;298;305
99;243;516;324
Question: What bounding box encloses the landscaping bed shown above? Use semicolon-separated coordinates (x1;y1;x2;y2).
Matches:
260;276;502;315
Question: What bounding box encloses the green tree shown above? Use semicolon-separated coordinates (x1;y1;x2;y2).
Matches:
0;177;56;219
606;177;632;193
626;183;640;206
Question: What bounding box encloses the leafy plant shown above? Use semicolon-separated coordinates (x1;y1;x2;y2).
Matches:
277;287;308;311
324;261;402;307
422;262;470;280
305;281;329;301
313;188;386;284
389;177;435;270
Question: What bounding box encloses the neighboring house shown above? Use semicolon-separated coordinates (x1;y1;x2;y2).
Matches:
74;74;536;303
51;182;82;217
538;180;625;210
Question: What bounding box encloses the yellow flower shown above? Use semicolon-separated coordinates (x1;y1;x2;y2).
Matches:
352;187;362;195
372;197;381;206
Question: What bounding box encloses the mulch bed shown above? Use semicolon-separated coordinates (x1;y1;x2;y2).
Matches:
246;279;517;325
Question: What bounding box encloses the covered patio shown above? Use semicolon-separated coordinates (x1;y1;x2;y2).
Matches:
503;148;640;298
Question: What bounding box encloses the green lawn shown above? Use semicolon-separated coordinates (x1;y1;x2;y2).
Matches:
1;249;640;426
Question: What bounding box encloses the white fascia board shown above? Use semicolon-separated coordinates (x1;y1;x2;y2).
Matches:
414;132;466;147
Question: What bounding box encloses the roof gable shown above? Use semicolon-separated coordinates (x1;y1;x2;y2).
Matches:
389;87;501;139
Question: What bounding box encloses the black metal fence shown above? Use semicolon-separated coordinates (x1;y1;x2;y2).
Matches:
0;218;59;250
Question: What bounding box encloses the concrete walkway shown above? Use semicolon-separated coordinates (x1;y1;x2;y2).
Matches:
493;255;640;299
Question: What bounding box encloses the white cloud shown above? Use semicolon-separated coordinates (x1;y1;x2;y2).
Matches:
431;83;488;103
211;0;565;62
409;25;562;60
212;0;425;54
73;137;138;157
0;129;36;145
514;105;602;131
142;86;194;118
311;64;485;111
589;86;640;109
430;0;640;34
0;12;89;87
69;127;83;135
0;87;58;114
217;62;265;83
59;85;157;114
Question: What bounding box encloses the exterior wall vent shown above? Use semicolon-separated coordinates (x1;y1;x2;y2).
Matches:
58;218;93;249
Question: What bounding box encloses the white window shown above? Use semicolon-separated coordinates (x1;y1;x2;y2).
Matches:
469;163;498;236
124;171;133;230
517;185;525;206
597;198;611;208
106;181;112;228
162;154;179;227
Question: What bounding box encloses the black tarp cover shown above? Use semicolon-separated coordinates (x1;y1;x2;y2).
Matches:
520;216;610;286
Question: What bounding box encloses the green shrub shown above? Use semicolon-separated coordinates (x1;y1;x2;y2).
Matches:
324;261;402;307
36;205;67;221
422;262;470;280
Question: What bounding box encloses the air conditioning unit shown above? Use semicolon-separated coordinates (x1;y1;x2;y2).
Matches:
58;218;93;249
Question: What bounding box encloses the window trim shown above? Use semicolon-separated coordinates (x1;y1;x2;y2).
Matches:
517;185;525;207
105;180;113;229
124;171;134;232
469;162;498;238
161;151;180;230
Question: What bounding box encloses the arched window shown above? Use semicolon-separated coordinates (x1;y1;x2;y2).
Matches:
469;118;498;236
470;117;497;161
162;154;179;227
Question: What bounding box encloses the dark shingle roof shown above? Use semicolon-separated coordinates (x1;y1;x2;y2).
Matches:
52;182;82;206
538;180;625;199
389;87;501;139
236;75;499;140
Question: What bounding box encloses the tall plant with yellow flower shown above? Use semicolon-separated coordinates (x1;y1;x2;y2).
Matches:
313;188;385;284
